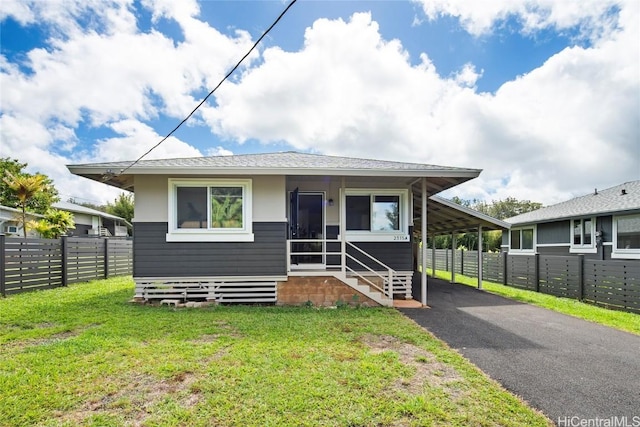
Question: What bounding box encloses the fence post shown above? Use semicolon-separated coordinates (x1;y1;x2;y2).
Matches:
502;251;508;285
578;254;584;301
104;238;109;279
0;234;6;297
61;236;68;286
460;248;464;276
534;253;540;292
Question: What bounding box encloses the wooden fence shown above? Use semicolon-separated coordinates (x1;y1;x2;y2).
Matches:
0;235;132;296
423;248;640;314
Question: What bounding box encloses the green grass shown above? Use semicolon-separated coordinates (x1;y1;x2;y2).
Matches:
429;269;640;336
0;277;551;426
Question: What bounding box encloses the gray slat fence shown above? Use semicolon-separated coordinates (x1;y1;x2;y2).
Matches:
422;247;640;314
1;234;132;296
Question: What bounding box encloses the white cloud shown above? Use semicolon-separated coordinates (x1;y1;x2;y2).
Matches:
90;119;202;162
206;146;234;156
1;0;637;208
413;0;623;39
207;7;638;205
0;0;251;203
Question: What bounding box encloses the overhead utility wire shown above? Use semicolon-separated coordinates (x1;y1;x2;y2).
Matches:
116;0;298;177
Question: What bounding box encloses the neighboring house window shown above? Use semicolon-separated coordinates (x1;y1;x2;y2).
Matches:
345;190;408;241
510;227;534;252
612;213;640;259
570;218;596;253
167;179;253;242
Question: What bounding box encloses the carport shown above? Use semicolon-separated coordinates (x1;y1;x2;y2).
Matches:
411;192;511;306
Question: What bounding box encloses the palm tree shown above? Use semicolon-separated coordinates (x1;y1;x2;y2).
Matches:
3;172;46;238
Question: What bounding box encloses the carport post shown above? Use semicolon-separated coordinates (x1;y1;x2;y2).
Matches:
477;225;483;290
421;177;427;306
450;232;456;284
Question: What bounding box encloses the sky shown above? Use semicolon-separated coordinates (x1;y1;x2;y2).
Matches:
0;0;638;208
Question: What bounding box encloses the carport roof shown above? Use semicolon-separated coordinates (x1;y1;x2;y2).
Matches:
412;194;510;235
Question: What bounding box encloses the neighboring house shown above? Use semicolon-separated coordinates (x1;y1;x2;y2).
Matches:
503;181;640;260
0;205;43;237
68;151;506;306
53;201;131;237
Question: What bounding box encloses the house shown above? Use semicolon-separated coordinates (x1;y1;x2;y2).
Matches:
0;205;43;237
503;181;640;260
68;151;507;306
53;201;131;237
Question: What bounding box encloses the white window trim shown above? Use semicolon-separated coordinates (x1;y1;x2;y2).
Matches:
343;189;410;242
611;213;640;259
508;226;536;254
166;178;254;242
569;217;597;253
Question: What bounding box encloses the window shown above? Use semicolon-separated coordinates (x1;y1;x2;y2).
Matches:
570;218;596;253
168;179;253;242
345;190;408;241
572;218;593;246
612;214;640;259
510;227;534;252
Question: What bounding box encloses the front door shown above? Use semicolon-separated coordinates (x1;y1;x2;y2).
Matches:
290;192;325;268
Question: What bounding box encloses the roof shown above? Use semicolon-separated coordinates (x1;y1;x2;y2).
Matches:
0;205;44;219
67;151;481;194
422;196;511;235
53;201;131;226
506;181;640;225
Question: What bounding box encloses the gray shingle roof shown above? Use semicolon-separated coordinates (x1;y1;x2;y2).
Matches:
53;201;130;224
505;181;640;225
69;151;477;173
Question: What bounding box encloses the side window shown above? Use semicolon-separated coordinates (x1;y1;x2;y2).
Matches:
510;227;534;252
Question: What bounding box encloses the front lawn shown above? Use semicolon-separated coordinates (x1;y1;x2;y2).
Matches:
0;277;550;426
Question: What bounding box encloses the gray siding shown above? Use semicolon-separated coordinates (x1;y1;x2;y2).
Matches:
537;220;570;244
69;224;91;237
324;225;413;271
133;222;287;277
501;231;508;247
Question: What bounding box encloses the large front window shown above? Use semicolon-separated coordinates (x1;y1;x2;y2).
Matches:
345;190;408;241
612;214;640;259
168;179;253;242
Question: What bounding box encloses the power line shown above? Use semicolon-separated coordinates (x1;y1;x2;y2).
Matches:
117;0;298;176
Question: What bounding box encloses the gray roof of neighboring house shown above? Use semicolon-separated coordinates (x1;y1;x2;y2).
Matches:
0;205;44;219
53;201;131;225
505;181;640;225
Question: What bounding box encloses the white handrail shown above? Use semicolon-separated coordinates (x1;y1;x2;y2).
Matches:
346;242;394;298
287;238;397;299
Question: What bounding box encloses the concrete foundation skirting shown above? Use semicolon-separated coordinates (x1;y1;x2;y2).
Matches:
277;276;379;307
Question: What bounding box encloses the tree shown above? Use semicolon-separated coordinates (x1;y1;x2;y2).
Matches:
0;158;59;214
3;172;49;238
106;193;134;223
432;196;543;251
31;209;75;239
474;197;543;220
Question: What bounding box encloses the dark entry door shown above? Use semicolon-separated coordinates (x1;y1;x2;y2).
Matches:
290;192;324;267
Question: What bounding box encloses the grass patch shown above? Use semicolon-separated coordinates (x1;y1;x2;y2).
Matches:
0;277;551;426
430;270;640;336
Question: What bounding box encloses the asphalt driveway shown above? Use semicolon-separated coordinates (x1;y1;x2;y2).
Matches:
400;278;640;424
